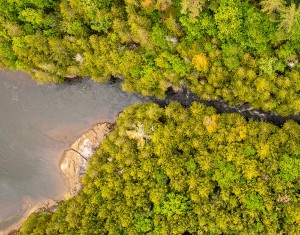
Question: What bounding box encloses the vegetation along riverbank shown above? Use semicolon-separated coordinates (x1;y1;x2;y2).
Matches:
1;0;300;234
18;102;300;234
1;0;300;116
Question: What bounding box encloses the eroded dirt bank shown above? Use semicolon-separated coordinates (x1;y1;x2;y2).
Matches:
60;122;113;198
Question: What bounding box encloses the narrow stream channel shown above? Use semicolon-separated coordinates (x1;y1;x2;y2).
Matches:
155;87;300;127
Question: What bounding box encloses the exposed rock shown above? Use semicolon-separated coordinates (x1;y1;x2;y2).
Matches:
71;123;112;160
65;74;77;79
60;122;113;197
60;150;87;198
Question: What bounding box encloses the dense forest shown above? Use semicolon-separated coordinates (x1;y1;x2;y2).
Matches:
20;102;300;234
2;0;300;234
0;0;300;115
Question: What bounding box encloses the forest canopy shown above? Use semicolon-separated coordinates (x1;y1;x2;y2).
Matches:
5;1;300;233
20;102;300;234
0;0;300;115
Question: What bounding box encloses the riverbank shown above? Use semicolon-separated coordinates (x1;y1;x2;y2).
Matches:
0;70;144;235
151;87;300;127
5;122;113;235
1;75;299;234
1;200;57;235
60;122;113;198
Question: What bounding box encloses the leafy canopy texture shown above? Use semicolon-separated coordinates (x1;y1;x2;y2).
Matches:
1;0;300;115
21;102;300;234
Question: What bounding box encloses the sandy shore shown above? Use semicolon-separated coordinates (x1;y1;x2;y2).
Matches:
2;122;113;235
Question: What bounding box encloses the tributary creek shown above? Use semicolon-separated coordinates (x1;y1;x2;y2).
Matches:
0;70;145;232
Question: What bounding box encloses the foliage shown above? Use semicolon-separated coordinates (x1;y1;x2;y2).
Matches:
19;212;51;235
0;0;300;115
20;102;300;234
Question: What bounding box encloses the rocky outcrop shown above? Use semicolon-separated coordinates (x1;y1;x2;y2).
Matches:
60;150;87;197
60;123;113;197
71;123;112;160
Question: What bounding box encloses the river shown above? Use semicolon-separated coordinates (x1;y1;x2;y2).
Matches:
1;70;299;233
0;70;145;232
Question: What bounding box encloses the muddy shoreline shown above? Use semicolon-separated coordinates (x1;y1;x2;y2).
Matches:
2;200;57;235
0;70;144;235
5;122;113;235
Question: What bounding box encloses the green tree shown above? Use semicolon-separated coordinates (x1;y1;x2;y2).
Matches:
19;212;51;235
278;2;300;33
260;0;286;15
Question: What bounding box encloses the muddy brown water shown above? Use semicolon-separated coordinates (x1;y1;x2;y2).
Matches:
0;70;145;232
